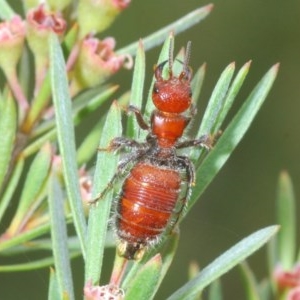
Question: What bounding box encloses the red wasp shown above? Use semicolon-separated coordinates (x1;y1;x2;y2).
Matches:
92;41;213;260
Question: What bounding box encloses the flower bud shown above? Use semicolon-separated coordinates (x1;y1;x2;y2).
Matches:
0;16;25;75
70;36;132;95
78;0;131;37
26;4;67;60
84;281;124;300
274;264;300;290
26;4;67;93
0;16;28;112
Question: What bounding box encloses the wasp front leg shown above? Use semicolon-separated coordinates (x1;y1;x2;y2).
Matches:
175;134;215;150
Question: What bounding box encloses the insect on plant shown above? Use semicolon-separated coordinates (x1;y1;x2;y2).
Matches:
90;40;214;260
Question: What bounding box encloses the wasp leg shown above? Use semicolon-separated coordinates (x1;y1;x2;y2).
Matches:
90;142;149;205
127;105;150;130
98;137;147;152
175;134;214;150
169;156;195;230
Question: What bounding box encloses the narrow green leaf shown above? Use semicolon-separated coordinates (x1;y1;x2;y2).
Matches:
48;174;75;300
213;61;251;133
22;128;56;158
73;85;119;124
117;4;214;56
0;92;16;190
122;231;179;292
257;279;272;300
167;226;279;300
151;231;179;297
49;33;87;258
208;279;222;300
19;47;31;103
198;63;235;136
63;23;79;53
188;64;279;212
0;0;14;19
239;262;260;300
0;252;80;272
276;171;296;269
191;63;206;106
0;215;73;252
31;84;116;138
76;119;104;166
0;236;83;255
22;73;51;133
24;84;117;159
127;40;146;139
0;157;24;221
85;102;122;283
0;222;52;251
6;143;52;235
125;254;162;300
48;268;61;300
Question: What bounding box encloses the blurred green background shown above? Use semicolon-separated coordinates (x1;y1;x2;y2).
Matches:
1;0;300;299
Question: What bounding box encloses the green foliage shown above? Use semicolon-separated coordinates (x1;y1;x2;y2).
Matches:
0;1;283;299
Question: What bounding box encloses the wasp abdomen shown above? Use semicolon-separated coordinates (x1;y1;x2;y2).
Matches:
115;162;185;259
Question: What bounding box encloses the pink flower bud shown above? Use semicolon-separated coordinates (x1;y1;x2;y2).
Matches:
288;287;300;300
26;4;67;93
26;4;67;43
70;36;132;95
77;0;131;37
0;16;25;73
274;264;300;289
0;16;28;112
84;281;124;300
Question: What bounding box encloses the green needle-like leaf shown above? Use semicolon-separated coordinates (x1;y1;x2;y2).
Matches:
0;0;14;19
191;63;206;106
0;157;23;221
48;174;75;300
23;73;51;133
127;40;146;139
208;280;222;300
49;33;87;258
167;226;279;300
276;171;296;269
0;92;16;191
48;268;61;300
0;252;80;272
6;143;52;235
85;102;122;284
122;231;179;292
188;63;279;212
239;262;260;300
125;254;162;300
76;119;104;166
213;61;251;133
117;4;214;56
199;62;235;136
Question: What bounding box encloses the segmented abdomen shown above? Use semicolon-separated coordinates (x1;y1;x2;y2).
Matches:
116;162;187;246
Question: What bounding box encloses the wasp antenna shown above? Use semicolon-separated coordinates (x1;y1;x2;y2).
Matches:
168;38;174;74
183;41;192;70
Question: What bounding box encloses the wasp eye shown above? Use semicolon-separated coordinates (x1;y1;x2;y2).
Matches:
153;84;159;94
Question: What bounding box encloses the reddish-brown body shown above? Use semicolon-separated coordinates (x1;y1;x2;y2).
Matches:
116;162;185;258
94;41;212;260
